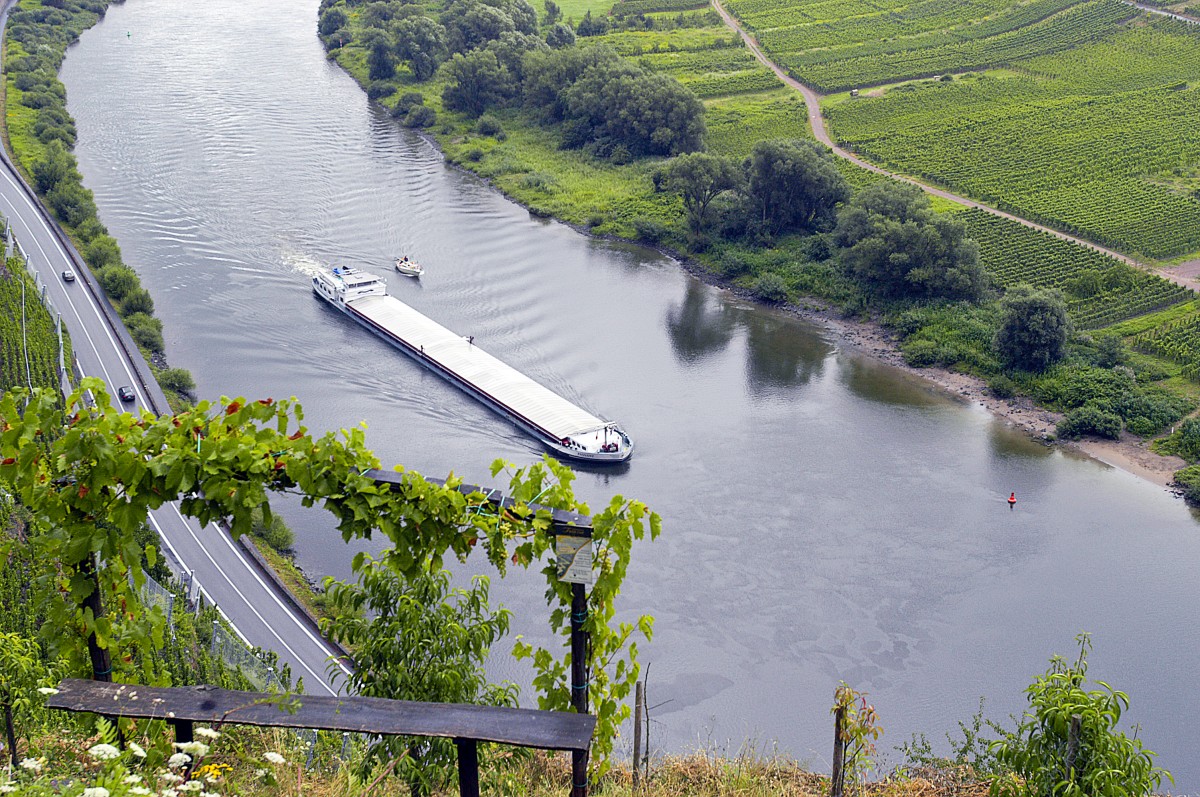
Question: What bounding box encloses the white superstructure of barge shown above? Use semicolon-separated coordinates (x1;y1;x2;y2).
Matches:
312;266;633;463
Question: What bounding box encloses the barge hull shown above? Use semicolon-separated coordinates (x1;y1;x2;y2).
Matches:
315;285;631;462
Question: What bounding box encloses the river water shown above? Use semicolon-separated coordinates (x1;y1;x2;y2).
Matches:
61;0;1200;785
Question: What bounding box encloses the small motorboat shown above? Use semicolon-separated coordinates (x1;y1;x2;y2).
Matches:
394;256;424;277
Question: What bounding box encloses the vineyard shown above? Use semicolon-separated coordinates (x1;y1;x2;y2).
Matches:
0;259;67;392
1134;316;1200;381
825;18;1200;258
961;209;1195;329
777;0;1134;91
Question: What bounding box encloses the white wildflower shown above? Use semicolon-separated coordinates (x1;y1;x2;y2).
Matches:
173;741;210;758
168;751;192;769
82;788;111;797
159;772;184;784
0;784;16;794
19;757;43;772
129;741;147;758
124;774;144;784
177;781;203;793
88;742;122;761
263;751;286;765
36;687;59;695
254;768;269;780
162;789;180;797
129;789;152;796
194;726;221;740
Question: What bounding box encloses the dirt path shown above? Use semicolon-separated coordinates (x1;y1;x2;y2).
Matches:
709;0;1199;291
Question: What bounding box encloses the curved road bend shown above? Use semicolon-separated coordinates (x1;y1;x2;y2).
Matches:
709;0;1200;293
0;153;346;695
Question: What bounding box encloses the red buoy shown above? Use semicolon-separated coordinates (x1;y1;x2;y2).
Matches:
1008;492;1017;505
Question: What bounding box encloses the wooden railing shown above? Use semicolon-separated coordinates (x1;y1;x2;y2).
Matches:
47;679;595;797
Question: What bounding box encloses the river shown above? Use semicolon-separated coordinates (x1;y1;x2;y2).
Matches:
61;0;1200;785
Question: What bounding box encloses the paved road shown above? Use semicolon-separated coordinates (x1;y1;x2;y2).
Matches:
0;149;346;695
710;0;1200;293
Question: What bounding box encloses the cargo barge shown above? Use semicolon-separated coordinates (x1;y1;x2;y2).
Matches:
312;266;633;463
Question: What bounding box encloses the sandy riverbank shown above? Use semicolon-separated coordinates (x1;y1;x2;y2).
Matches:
771;295;1191;493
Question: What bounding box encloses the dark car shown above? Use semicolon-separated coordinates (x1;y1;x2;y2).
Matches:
61;269;76;282
117;386;136;403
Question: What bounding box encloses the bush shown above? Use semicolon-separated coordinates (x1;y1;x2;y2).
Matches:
367;81;396;101
475;113;505;138
157;367;196;398
902;339;941;367
125;312;164;352
250;506;294;552
1175;464;1200;505
989;374;1017;399
632;218;667;244
404;104;437;128
97;265;138;300
393;91;425;116
84;234;122;270
751;272;787;303
1056;404;1122;440
121;288;155;316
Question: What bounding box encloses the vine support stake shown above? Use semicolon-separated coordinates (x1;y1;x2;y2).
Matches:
633;680;644;792
831;703;846;797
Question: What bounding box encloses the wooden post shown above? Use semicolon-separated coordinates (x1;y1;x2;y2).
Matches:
172;719;195;779
456;738;480;797
632;680;644;791
571;583;589;797
830;704;846;797
1064;714;1082;782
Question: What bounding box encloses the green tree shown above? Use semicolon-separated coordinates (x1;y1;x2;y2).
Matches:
522;45;622;122
835;181;984;301
394;17;449;81
317;6;347;36
745;139;848;235
658;152;743;234
323;566;516;793
989;634;1171;797
560;61;705;157
994;285;1072;372
545;20;575;47
442;0;536;54
363;29;396;81
485;30;546;83
543;0;561;24
442;49;518;116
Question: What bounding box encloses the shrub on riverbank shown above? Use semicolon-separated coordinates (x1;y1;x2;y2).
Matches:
1;0;197;405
